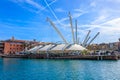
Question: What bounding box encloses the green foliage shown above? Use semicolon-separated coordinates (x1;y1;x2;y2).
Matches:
81;50;89;55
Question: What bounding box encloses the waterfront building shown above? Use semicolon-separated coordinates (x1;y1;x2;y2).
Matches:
87;42;119;51
0;42;4;53
0;37;40;54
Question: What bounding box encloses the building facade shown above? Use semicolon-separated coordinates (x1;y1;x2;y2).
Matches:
0;42;4;53
0;37;39;54
87;42;119;51
3;42;24;54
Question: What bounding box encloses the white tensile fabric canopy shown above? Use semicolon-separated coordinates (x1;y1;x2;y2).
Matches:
28;44;86;52
66;44;86;51
50;44;66;51
38;44;54;51
28;45;42;52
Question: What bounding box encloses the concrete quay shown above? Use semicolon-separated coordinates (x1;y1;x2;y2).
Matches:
0;53;119;60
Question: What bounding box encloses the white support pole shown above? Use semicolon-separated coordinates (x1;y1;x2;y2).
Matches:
68;12;75;44
87;32;100;46
47;17;68;44
75;20;78;44
83;30;91;46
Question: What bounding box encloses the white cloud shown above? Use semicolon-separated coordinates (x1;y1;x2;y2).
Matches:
9;0;120;43
77;17;120;43
11;0;44;9
90;1;96;7
100;18;120;34
55;8;66;12
54;9;87;26
25;0;44;10
91;8;112;25
10;0;57;13
73;8;87;18
48;0;120;43
74;8;83;12
92;15;108;25
107;0;120;4
72;12;84;18
101;18;120;26
81;18;120;33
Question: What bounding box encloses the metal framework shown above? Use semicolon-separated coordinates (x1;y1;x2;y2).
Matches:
46;12;99;46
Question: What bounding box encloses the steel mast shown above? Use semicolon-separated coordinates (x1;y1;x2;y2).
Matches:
84;36;90;47
68;12;75;44
77;37;80;44
75;20;78;44
47;17;68;44
82;30;91;46
87;32;100;46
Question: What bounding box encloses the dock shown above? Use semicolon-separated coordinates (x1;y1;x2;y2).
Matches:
49;55;119;60
0;54;27;58
1;54;119;60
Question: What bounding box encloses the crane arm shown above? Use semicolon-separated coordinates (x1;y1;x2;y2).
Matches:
47;17;68;44
83;30;91;46
84;36;90;47
87;32;100;46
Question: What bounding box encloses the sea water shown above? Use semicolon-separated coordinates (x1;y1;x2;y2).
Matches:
0;58;120;80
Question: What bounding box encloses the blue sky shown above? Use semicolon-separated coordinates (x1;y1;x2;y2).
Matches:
0;0;120;44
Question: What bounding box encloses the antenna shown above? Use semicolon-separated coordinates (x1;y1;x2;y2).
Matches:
68;12;75;44
47;17;68;44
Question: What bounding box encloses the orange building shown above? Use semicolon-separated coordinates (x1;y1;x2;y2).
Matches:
0;37;39;54
0;42;4;53
3;42;24;54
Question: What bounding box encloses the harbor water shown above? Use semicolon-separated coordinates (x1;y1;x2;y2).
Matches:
0;58;120;80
